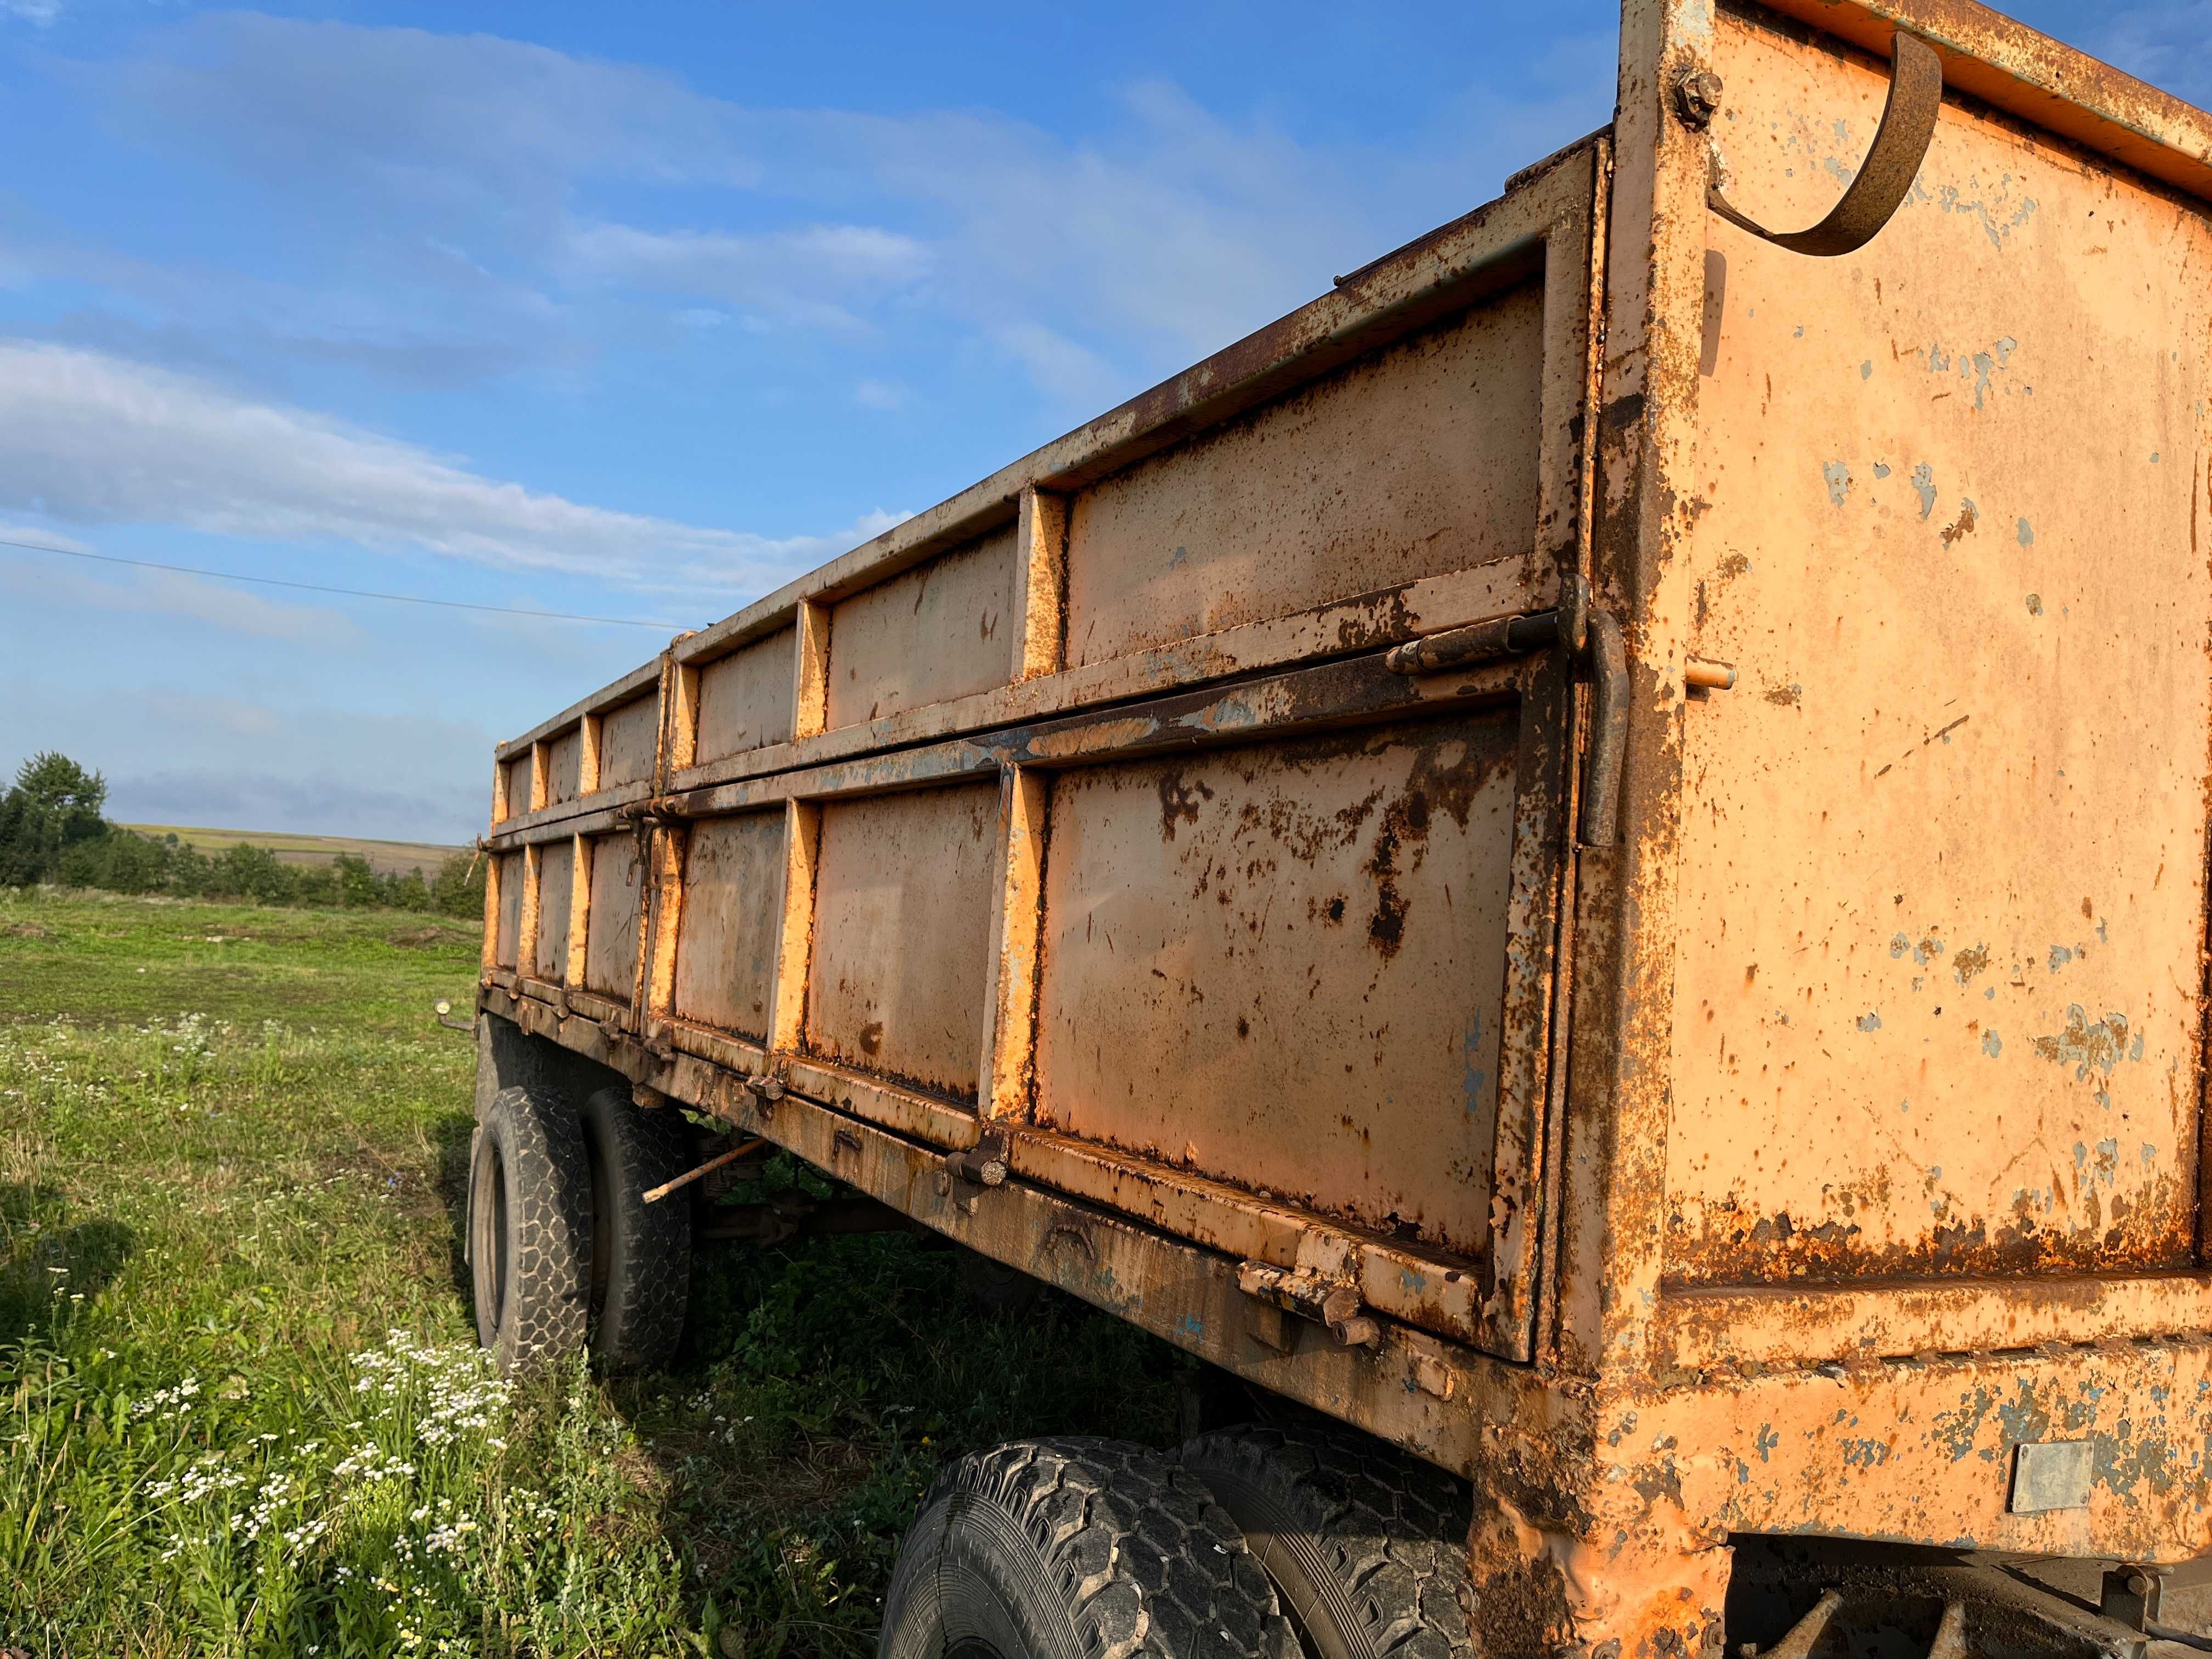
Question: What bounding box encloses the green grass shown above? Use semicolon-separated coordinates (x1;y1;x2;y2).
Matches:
1;891;1186;1658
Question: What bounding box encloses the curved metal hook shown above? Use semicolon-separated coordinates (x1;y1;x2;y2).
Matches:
1708;32;1943;257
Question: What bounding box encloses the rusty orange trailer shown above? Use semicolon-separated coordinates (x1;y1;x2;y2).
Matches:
464;1;2212;1652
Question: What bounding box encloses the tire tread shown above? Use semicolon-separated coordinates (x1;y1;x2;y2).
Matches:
1179;1423;1476;1659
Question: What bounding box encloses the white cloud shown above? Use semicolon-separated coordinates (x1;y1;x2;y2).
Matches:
565;222;931;329
52;14;1613;408
1;0;61;24
851;379;909;412
0;340;906;596
0;520;93;553
2094;3;2212;109
1;678;498;843
0;554;358;645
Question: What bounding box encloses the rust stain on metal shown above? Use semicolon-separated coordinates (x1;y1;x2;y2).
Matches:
474;3;2212;1646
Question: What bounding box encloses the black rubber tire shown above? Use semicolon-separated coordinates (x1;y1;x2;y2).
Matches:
1178;1423;1476;1659
578;1085;692;1372
880;1436;1300;1659
469;1084;591;1372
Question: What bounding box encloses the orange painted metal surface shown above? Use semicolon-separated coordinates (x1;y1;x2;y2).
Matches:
1032;713;1523;1258
475;1;2212;1647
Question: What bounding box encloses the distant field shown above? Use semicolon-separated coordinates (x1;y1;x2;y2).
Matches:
118;823;469;876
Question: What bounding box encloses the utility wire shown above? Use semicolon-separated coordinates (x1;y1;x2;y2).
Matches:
0;535;692;630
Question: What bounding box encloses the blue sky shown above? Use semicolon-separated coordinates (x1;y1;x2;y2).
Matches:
0;0;2202;845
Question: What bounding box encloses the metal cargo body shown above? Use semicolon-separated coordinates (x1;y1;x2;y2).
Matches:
473;1;2212;1650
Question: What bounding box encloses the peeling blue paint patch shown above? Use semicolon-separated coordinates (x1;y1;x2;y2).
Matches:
2017;518;2034;546
1462;1013;1487;1121
1398;1267;1429;1295
2143;1143;2159;1166
1857;1011;1882;1032
1176;1313;1205;1338
1995;336;2017;365
1841;1438;1892;1469
1873;461;1891;478
2032;1006;2136;1084
1891;933;1910;958
1912;464;1937;519
1934;180;2040;249
1756;1423;1780;1463
1169;545;1189;568
1824;461;1852;505
1983;1030;2003;1058
1862;360;1874;380
2050;945;2074;972
1934;1385;1997;1462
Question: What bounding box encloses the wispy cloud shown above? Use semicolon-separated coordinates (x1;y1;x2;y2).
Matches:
0;554;359;645
1;678;500;843
2092;3;2212;109
564;222;932;330
47;14;1612;407
0;340;907;595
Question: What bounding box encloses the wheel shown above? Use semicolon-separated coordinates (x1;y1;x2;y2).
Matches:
1178;1423;1476;1659
578;1085;693;1371
879;1436;1300;1659
469;1084;591;1372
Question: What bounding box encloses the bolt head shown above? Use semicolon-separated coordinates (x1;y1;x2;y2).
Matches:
1674;68;1724;130
2128;1572;2154;1595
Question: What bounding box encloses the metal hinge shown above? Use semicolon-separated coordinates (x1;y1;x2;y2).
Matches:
1237;1262;1380;1350
1383;577;1628;848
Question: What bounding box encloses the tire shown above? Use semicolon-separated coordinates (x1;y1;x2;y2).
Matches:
1178;1424;1476;1659
469;1084;591;1372
578;1085;692;1372
880;1436;1300;1659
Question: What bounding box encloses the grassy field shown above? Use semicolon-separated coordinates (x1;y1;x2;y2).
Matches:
115;827;470;878
1;891;1184;1658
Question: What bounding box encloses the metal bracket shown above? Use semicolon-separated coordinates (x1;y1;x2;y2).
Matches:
1383;574;1588;677
1706;31;1942;258
1383;576;1624;849
1237;1261;1380;1349
946;1130;1009;1188
2100;1565;2164;1634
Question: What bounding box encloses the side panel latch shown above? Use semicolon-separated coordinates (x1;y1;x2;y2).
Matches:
1238;1261;1380;1351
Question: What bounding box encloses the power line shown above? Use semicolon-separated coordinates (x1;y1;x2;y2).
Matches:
0;535;692;630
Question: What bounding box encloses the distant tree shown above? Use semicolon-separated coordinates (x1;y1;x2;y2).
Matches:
0;751;111;884
14;751;107;818
211;842;296;905
430;851;487;919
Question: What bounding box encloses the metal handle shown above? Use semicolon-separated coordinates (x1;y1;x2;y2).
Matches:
1578;613;1627;848
1707;31;1942;258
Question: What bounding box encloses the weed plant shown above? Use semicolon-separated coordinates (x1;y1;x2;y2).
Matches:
1;891;1185;1657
